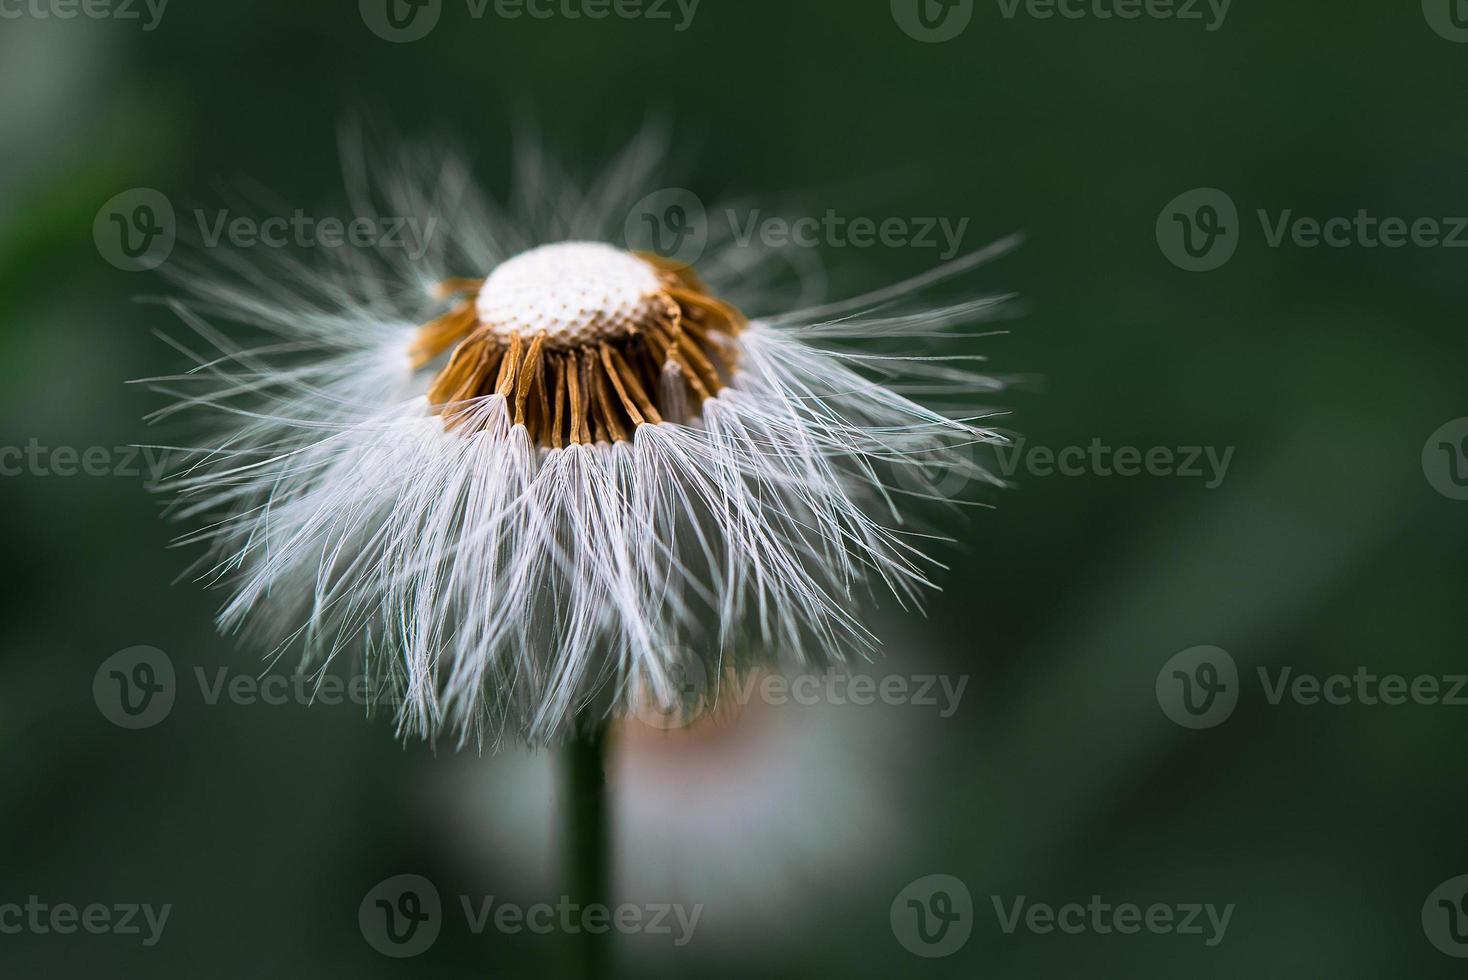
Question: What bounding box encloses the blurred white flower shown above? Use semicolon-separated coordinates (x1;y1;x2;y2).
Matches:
147;130;1012;747
426;681;926;951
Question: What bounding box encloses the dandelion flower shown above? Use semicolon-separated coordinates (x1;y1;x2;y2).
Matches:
149;134;1013;749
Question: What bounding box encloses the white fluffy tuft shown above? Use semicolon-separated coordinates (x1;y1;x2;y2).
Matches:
144;130;1015;749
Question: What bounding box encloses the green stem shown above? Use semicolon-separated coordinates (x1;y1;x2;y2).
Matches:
565;722;611;979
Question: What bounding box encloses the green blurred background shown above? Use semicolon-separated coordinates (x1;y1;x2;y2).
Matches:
3;0;1467;975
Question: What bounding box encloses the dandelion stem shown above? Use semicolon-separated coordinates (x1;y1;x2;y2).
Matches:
565;721;611;979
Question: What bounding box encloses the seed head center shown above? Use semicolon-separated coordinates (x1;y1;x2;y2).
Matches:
475;241;667;350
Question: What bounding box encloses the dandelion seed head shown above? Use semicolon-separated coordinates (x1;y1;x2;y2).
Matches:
416;240;743;446
474;241;666;349
146;131;1017;750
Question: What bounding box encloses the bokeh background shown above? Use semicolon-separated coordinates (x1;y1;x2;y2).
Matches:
3;0;1467;975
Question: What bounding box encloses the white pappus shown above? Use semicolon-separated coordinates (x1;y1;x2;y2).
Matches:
143;128;1016;749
